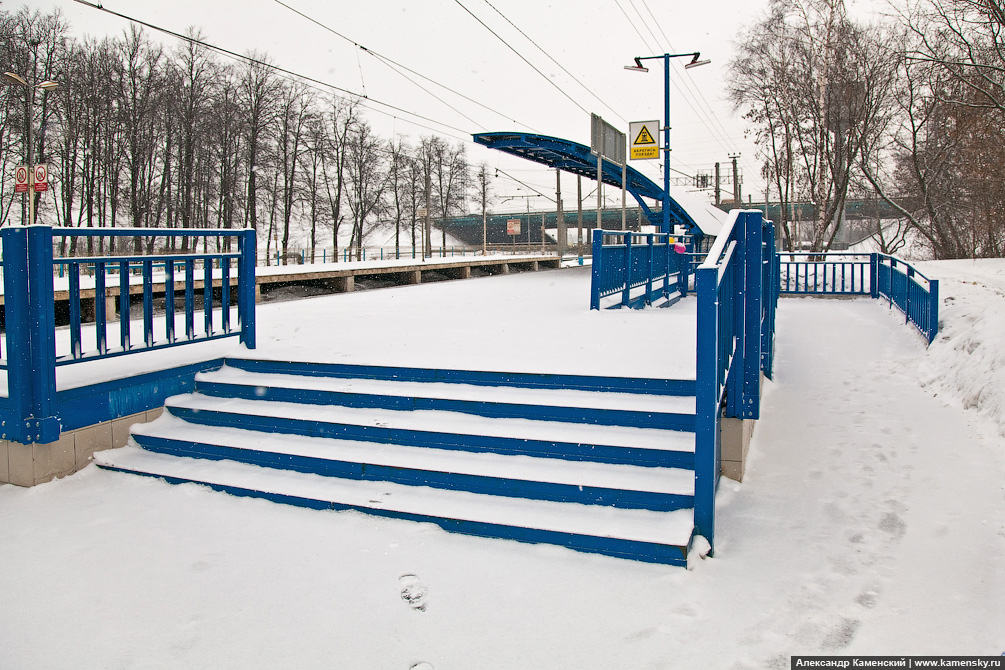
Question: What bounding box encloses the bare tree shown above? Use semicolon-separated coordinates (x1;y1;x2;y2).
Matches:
239;53;278;252
345;119;388;259
275;81;312;264
388;136;412;259
321;96;359;261
730;0;897;251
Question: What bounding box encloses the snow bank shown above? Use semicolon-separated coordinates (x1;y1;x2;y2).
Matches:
915;258;1005;438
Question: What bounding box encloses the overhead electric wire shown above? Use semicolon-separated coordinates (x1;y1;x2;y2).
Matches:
479;0;628;125
613;0;756;183
270;0;538;132
72;0;474;141
451;0;593;118
637;0;758;178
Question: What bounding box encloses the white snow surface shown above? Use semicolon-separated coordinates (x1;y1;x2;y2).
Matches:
1;260;1004;667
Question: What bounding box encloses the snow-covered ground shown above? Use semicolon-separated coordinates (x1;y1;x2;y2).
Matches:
1;261;1003;668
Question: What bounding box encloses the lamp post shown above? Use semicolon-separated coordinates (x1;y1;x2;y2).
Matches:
3;72;59;226
625;52;709;235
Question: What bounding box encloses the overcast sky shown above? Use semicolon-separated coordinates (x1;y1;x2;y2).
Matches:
23;0;871;212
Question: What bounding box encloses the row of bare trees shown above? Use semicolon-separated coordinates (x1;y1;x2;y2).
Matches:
0;6;476;263
729;0;1005;259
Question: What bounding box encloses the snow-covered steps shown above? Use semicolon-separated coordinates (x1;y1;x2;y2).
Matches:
95;446;696;565
130;414;695;511
161;393;697;469
195;366;697;430
98;359;700;565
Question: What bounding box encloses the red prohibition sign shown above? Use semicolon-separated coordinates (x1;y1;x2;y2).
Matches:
34;164;47;184
15;166;28;184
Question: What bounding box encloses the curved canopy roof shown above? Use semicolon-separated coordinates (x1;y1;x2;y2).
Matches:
473;131;713;236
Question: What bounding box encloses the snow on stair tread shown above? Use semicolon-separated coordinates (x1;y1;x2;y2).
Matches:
198;366;696;414
168;394;696;453
134;414;695;495
96;446;695;546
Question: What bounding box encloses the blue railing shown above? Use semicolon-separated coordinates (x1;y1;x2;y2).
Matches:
778;252;938;343
0;226;257;444
694;211;776;554
874;255;939;343
779;252;872;295
589;229;691;309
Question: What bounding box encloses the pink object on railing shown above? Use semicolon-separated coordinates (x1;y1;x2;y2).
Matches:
673;243;687;254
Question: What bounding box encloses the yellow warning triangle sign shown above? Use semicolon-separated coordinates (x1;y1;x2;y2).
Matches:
634;125;657;145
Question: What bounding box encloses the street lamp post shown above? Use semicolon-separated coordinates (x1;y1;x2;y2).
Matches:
3;72;59;226
625;53;709;235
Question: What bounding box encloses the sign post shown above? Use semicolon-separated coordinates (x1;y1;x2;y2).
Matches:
590;114;627;231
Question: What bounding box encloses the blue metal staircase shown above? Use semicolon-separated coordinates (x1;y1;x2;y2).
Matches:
94;358;700;565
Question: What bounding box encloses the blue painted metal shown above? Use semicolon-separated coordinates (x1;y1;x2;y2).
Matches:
472;132;703;236
222;358;697;396
589;228;690;310
269;362;658;411
0;228;57;441
133;433;694;512
92;462;691;565
780;251;939;343
165;403;696;469
55;359;226;431
693;211;774;552
0;226;256;446
195;378;696;431
779;252;872;295
875;255;939;343
239;229;257;349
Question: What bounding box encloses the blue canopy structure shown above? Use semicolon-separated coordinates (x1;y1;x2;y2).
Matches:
473;132;702;237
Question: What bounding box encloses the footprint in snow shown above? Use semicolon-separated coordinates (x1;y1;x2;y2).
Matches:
399;574;428;612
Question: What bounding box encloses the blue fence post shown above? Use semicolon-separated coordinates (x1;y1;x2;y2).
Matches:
622;233;633;307
589;230;602;310
0;227;60;444
694;265;719;552
741;211;763;419
645;234;655;305
238;228;257;349
869;254;879;299
680;236;689;298
928;279;939;343
725;215;747;418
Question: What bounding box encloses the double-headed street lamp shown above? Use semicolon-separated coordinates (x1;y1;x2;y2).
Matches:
625;52;709;235
3;72;59;225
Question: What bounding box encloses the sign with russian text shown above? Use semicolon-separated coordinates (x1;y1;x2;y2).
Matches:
14;165;28;193
630;120;660;160
33;164;48;192
506;219;521;236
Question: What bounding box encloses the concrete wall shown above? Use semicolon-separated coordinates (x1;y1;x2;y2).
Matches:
0;408;161;487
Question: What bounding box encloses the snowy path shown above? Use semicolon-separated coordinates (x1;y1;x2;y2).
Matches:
0;269;1003;667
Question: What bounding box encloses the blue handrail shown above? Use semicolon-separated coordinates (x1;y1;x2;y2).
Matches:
589;229;692;309
0;226;257;445
778;251;939;343
694;211;776;554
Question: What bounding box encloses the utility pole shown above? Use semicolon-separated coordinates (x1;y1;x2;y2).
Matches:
714;162;721;207
556;168;565;256
577;175;583;259
424;172;432;259
729;153;741;206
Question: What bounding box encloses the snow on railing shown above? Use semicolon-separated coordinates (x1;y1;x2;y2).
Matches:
695;211;778;554
588;229;692;310
0;226;256;444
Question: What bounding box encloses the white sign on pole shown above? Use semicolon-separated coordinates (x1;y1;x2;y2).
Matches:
506;219;521;236
14;165;29;193
33;164;49;192
629;120;660;160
